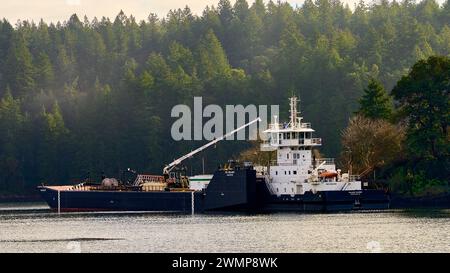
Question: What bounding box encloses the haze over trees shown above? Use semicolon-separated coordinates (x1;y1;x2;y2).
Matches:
0;0;449;195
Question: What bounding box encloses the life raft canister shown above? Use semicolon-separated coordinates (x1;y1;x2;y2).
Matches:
319;171;338;178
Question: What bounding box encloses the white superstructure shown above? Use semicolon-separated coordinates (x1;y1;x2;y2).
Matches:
189;174;213;191
258;96;362;196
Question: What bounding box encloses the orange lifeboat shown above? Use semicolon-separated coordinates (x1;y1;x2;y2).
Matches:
319;171;338;178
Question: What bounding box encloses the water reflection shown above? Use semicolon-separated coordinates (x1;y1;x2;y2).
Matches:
0;203;448;253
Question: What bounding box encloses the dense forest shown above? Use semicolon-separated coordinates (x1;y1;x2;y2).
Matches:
0;0;449;195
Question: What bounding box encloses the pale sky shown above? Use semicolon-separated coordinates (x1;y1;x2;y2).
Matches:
1;0;446;24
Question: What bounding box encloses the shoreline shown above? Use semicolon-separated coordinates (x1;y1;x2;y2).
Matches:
389;193;450;209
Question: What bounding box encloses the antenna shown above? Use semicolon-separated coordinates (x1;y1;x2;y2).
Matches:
289;96;298;127
298;94;301;114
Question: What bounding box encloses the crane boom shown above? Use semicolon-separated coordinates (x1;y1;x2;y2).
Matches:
163;117;262;174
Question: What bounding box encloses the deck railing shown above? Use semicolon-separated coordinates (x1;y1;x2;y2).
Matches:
349;175;361;182
261;138;322;147
267;122;312;130
299;123;311;128
316;158;335;165
269;160;298;166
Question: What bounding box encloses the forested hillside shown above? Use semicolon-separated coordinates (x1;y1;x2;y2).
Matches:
0;0;449;194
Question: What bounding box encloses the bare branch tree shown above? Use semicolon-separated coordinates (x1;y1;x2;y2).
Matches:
340;115;405;175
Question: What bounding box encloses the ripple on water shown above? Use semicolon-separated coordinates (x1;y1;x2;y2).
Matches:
0;203;449;253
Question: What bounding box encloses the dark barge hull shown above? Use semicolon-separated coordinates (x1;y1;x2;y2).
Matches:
38;168;256;213
257;190;390;212
255;178;390;212
38;187;199;213
38;169;390;213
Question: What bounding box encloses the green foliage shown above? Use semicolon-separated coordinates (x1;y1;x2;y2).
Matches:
392;56;449;162
0;90;24;192
35;52;55;89
0;0;449;195
5;33;35;96
197;29;231;81
388;165;449;196
357;78;393;120
168;42;195;74
349;56;449;196
407;171;449;197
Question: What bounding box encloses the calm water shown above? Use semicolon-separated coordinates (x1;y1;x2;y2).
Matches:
0;203;448;253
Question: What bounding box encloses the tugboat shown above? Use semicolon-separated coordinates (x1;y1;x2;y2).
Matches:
38;97;389;213
254;96;390;211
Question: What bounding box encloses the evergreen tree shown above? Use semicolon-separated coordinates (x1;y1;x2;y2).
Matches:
98;17;117;53
35;52;54;89
113;10;129;54
437;25;450;54
217;0;235;56
0;20;14;92
234;0;250;21
443;0;450;24
30;20;52;55
357;78;393;120
392;56;449;162
55;45;76;86
5;33;35;97
167;42;195;75
0;89;24;192
197;29;231;81
36;102;70;184
251;0;266;18
218;0;234;26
